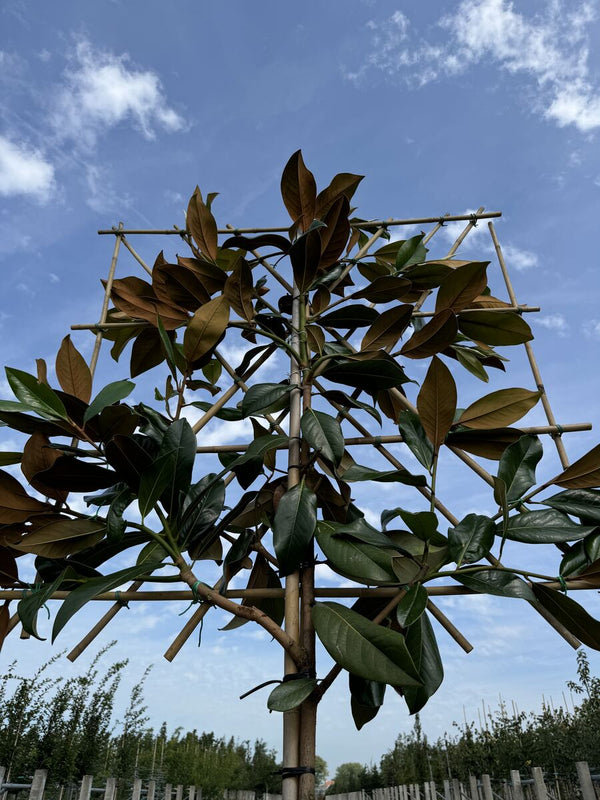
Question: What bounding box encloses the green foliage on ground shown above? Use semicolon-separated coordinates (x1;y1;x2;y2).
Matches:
0;646;281;799
329;651;600;791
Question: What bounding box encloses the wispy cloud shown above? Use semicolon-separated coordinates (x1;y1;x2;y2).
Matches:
0;135;55;200
583;319;600;340
51;36;186;149
347;1;600;133
532;313;570;337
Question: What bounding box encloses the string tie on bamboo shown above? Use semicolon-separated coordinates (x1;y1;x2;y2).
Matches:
469;213;479;226
178;580;202;616
274;767;316;778
114;590;129;608
553;424;564;438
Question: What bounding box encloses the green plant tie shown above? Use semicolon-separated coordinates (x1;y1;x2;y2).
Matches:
114;590;129;608
558;575;568;594
178;580;202;616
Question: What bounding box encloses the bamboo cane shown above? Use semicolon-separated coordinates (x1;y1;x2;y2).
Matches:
488;222;571;469
96;213;502;237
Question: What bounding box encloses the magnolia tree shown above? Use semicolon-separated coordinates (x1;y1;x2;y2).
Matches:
1;152;600;800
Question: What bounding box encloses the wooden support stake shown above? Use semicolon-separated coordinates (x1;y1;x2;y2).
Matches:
147;781;156;800
480;776;493;800
79;776;93;800
576;762;596;800
104;778;116;800
531;768;548;800
67;581;143;662
29;771;47;800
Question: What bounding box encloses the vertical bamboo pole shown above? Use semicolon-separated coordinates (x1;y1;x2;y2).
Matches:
488;222;570;469
298;295;316;800
89;224;123;377
282;284;302;800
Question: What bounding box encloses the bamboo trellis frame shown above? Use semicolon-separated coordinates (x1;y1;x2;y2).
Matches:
2;207;594;800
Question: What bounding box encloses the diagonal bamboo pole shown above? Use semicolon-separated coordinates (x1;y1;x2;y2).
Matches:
488;222;571;469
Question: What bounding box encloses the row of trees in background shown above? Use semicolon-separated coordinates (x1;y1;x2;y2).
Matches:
329;651;600;793
0;644;285;798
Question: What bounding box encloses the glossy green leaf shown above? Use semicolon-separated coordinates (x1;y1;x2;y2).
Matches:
541;488;600;524
18;572;65;640
289;228;322;291
342;464;427;486
448;514;496;565
241;383;292;418
52;561;162;642
312;601;422;686
398;410;434;470
319;390;382;425
138;419;196;517
106;486;133;542
267;678;317;712
332;517;399;548
495;435;543;504
396;584;428;627
189;401;243;422
383;509;445;545
273;481;317;576
230;434;288;468
317;521;401;585
349;674;386;730
531;583;600;650
301;409;344;465
13;518;106;558
5;368;69;421
179;474;226;546
83;380;135;425
502;509;595;544
319;306;379;328
454;568;534;600
322;357;411;392
395;234;427;270
353;276;412;304
403;612;443;714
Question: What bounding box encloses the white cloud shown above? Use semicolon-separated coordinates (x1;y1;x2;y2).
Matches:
501;244;538;271
0;135;55;200
583;319;600;339
532;313;570;337
347;1;600;133
52;37;186;148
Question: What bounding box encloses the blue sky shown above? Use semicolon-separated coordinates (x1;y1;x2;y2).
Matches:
2;0;600;777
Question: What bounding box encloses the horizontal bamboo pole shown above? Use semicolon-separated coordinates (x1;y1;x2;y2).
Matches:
0;580;593;603
412;305;539;318
194;424;592;453
97;213;502;237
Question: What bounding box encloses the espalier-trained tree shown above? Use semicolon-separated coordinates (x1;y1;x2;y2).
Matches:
2;152;600;800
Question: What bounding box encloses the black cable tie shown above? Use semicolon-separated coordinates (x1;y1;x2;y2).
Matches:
282;670;316;682
554;424;564;436
239;679;281;700
273;767;316;778
469;213;479;226
536;383;545;391
437;216;447;226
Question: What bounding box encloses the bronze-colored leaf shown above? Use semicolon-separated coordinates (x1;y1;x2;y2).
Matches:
224;256;254;321
21;432;67;502
306;324;325;354
105;434;152;492
435;262;489;313
445;428;522;460
0;469;52;524
290;228;322;291
0;601;9;651
376;389;405;424
129;328;165;378
55;335;92;403
187;186;218;261
361;305;413;351
36;359;49;386
13;517;106;558
319;195;350;269
315;172;363;219
281;150;317;232
417;356;457;449
553;444;600;489
152;252;211;311
470;295;511;309
183;295;230;363
311;286;331;316
458;389;541;429
0;549;18;587
108;276;188;330
177;256;227;294
400;310;458;359
353;276;413;304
